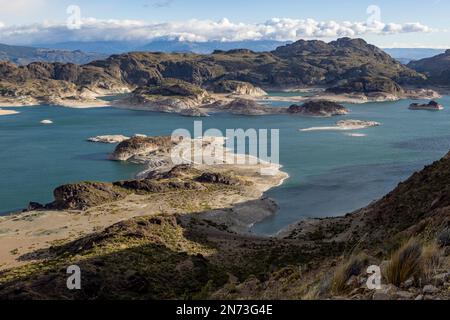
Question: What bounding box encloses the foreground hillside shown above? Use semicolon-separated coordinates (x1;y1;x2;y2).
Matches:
0;136;448;300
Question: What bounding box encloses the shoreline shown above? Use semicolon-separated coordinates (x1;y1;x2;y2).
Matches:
0;109;20;116
0;85;444;112
0;137;289;271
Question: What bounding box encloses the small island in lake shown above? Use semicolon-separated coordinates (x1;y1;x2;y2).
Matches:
288;100;349;117
300;119;381;132
409;100;444;111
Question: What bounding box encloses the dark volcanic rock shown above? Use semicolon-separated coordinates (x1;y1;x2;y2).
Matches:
27;202;45;211
50;182;128;210
196;172;240;186
113;179;204;194
288;100;349;117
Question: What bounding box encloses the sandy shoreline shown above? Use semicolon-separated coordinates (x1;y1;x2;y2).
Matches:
0;137;289;271
0;85;444;113
0;109;19;116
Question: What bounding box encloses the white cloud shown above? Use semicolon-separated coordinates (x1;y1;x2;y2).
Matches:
0;17;434;45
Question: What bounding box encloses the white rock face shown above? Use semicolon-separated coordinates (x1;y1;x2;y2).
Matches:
40;119;53;124
88;135;130;144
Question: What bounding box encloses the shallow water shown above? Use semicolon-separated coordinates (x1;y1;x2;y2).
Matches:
1;95;450;235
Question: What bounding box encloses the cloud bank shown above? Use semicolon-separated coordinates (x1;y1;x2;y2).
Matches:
0;17;434;45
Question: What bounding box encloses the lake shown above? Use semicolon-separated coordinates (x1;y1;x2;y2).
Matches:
1;95;450;235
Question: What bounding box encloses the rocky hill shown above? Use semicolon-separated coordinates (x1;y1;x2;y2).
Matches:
0;38;428;107
408;50;450;85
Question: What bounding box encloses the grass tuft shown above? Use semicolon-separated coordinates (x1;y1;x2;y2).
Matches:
384;239;422;286
331;253;369;294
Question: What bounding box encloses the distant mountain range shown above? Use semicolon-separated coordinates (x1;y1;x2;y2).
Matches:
0;43;107;65
1;39;447;67
32;40;291;55
383;48;446;64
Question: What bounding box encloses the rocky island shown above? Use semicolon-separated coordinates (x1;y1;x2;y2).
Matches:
409;100;444;111
288;101;349;117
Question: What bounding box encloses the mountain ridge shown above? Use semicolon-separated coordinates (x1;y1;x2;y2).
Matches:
0;37;435;110
408;50;450;85
0;43;107;65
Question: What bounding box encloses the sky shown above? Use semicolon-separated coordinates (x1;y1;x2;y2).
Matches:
0;0;449;48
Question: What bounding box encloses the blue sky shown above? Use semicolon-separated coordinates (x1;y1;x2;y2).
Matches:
0;0;449;47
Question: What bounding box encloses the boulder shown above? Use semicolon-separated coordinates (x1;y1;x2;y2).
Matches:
372;284;398;300
422;285;439;294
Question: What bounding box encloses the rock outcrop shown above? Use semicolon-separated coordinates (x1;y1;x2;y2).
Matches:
209;98;285;115
209;80;267;96
116;79;212;116
49;182;128;210
111;136;175;161
288;100;349;117
327;76;404;97
87;135;130;144
409;100;444;111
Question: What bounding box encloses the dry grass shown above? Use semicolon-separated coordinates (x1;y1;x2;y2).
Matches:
331;253;369;294
422;242;443;281
384;238;424;286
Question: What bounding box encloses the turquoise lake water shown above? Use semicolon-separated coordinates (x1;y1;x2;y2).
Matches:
1;95;450;235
